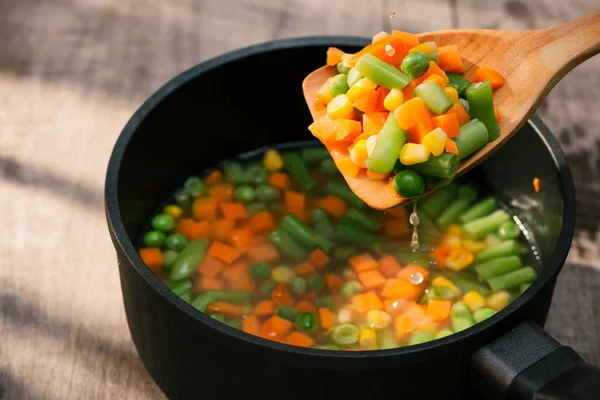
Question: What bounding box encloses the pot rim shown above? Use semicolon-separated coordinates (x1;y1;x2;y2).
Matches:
105;36;576;364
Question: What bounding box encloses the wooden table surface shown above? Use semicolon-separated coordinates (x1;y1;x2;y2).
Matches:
1;1;599;399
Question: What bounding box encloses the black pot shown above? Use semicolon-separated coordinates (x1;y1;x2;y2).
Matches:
105;37;599;400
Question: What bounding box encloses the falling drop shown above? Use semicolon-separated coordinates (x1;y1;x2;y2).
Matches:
409;272;424;285
385;44;396;57
409;201;420;251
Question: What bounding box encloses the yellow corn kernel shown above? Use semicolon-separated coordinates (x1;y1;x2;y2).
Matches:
366;309;392;330
359;329;379;350
338;307;354;324
316;78;334;105
442;234;462;249
327;94;354;120
366;134;378;157
372;31;390;43
383;88;404;111
486;291;510;311
431;276;461;297
272;265;295;284
445;248;474;271
463;291;485;313
400;143;431;165
463;240;488;253
263;149;284;171
421;127;447;156
446;225;463;237
444;87;459;104
349;140;368;168
346;78;378;102
163;204;183;219
409;41;437;54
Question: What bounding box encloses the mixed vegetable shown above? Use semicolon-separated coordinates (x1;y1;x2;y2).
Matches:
309;30;504;198
137;146;536;350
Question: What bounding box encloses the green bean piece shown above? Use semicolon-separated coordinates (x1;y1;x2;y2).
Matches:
419;181;459;218
344;208;382;232
301;146;331;164
347;68;363;87
330;323;360;346
475;255;523;280
152;213;175;232
226;319;243;330
416;210;441;237
250;263;271;279
246;202;268;216
420;287;456;304
223;161;248;184
191;290;252;313
336;217;381;246
487;267;537;292
498;221;521;240
210;313;226;323
425;176;454;190
320;158;339;176
377;331;400;349
163;250;179;268
313;344;341;350
337;62;351;75
179;292;192;303
310;208;335;239
459;197;497;224
333;244;358;260
465;81;500;142
267;228;309;262
365;113;407;174
316;295;336;311
276;306;298;322
259;280;277;298
454;119;489;160
520;282;532;294
400;52;430;78
436;185;478;228
446;73;471;97
324;182;364;208
472;307;496;323
288;276;308;295
255;185;280;203
295;312;319;334
459;98;470;114
340;281;363;298
463;209;510;239
434;329;454;340
451;301;475;332
395;250;431;268
170;239;209;281
392;170;425;198
444;271;491;296
307;275;326;294
355;54;412;90
427;52;439;64
329;74;350;96
474;240;527;264
409;153;460;178
246;165;269;185
169;279;192;296
144;230;166;248
280;214;333;252
414;80;454;115
408;330;435;345
282;152;316;192
165;232;188;251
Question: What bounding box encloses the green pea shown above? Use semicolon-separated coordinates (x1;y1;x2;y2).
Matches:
288;276;308;295
165;233;188;251
295;312;319;334
183;176;207;197
256;185;280;202
340;281;363;298
246;165;269;185
173;190;191;208
329;74;349;96
276;306;298;322
392;170;425;198
152;213;176;232
224;162;248;184
259;280;277;298
184;176;203;189
498;221;521;240
163;250;179;268
307;275;326;294
316;295;336;311
144;230;166;247
247;202;268;216
235;185;256;204
401;52;430;78
337;62;351;75
210;313;225;323
250;263;272;279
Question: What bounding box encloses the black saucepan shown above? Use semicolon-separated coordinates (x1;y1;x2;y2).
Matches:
105;37;600;399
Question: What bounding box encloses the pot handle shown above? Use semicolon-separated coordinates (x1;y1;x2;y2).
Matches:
470;320;600;400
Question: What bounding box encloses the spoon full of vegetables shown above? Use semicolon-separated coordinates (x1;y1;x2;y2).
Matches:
303;11;600;210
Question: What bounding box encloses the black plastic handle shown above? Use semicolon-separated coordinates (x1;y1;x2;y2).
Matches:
470;320;600;400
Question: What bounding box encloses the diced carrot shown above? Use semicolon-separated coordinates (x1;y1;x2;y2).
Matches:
384;298;412;316
209;183;235;203
430;243;453;268
326;47;345;66
335;157;361;178
303;291;319;302
198;255;225;277
404;303;436;334
261;316;293;341
377;87;391;111
378;255;403;278
318;195;348;219
346;36;408;67
208;241;241;264
254;300;275;317
394;314;414;339
231;228;255;250
284;191;306;210
249;211;276;235
247;243;279;263
382;218;409;238
271;283;295;307
349;253;379;273
494;107;501;122
335;119;363;142
423;61;449;84
432;113;460;138
471;66;504;90
220;261;249;280
284;206;310;224
357;269;386;289
381;279;421;300
319;307;336;330
309;115;337;143
295;300;317;314
445;138;459;155
391;30;420;48
285;331;315;347
175;218;211;240
219;202;248;220
294;261;317;277
351;291;383;314
352;88;383;114
402;84;415;101
325;273;344;292
363;112;388;135
308;249;331;269
196;276;224;291
533;177;541;193
448;103;471;126
407;119;434;144
367;170;389;180
243;315;261;336
426;300;452;322
204;170;223;186
210;219;235;243
425;74;446;88
386;206;407;218
138;248;164;271
208;302;245;317
192;197;219;221
437;45;464;73
227;273;255;292
393;98;432;131
397;265;430;283
268;172;290;191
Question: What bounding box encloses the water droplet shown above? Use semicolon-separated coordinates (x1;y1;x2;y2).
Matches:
389;10;396;18
409;212;419;226
409;272;424;285
429;260;438;268
385;44;396;57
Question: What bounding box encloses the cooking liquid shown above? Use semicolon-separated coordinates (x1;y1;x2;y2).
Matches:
409;201;419;252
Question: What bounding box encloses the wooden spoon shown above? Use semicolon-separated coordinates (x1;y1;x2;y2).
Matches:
303;11;600;210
